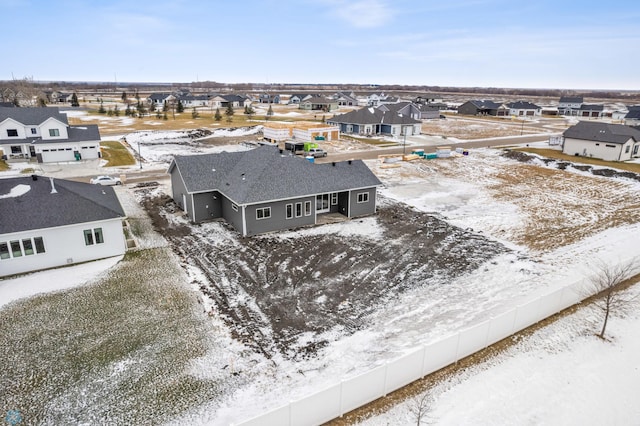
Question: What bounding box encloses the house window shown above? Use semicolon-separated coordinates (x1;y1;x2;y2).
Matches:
11;146;22;154
94;228;104;244
22;238;34;255
49;129;60;137
7;129;18;137
625;146;630;153
357;192;369;203
231;203;238;212
330;193;338;205
0;242;9;260
84;228;104;245
295;202;302;217
256;207;271;220
286;203;293;219
31;128;37;135
10;240;22;257
84;229;94;245
34;237;45;253
605;144;616;148
304;201;311;216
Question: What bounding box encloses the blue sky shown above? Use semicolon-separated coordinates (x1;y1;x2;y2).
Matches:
2;0;639;90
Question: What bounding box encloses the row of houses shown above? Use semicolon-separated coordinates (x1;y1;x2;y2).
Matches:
1;144;382;277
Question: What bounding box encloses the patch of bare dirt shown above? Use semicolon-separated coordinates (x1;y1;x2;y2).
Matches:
138;194;508;360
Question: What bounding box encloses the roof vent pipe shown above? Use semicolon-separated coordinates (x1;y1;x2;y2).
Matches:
49;177;57;194
332;162;336;167
31;174;38;181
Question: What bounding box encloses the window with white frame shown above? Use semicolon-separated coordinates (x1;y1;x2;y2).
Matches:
31;128;37;135
256;207;271;220
49;129;60;137
231;203;238;212
357;192;369;203
84;228;104;245
304;201;311;216
286;203;293;219
330;193;337;205
7;129;18;137
295;202;302;217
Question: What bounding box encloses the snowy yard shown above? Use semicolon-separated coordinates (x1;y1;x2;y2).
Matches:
2;136;640;425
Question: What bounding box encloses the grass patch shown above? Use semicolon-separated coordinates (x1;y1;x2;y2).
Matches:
0;248;230;425
515;147;640;173
20;167;36;174
0;160;8;171
100;141;136;167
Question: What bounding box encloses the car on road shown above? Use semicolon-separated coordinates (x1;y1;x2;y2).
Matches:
90;175;122;186
306;148;327;158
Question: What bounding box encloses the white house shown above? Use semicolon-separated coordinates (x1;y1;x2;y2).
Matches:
263;124;292;142
562;121;640;161
0;176;127;277
0;107;101;163
507;101;541;117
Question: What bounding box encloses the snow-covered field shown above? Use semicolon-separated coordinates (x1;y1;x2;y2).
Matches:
2;134;640;425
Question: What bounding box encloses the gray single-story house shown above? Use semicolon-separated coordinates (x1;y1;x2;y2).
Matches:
168;146;382;236
562;121;640;161
327;106;422;137
457;100;509;116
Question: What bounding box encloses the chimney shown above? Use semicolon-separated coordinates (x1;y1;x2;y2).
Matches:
49;177;57;194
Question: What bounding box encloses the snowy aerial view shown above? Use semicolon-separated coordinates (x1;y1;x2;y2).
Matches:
2;1;640;425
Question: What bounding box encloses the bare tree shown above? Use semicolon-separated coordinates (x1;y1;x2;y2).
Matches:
409;390;432;426
587;258;640;339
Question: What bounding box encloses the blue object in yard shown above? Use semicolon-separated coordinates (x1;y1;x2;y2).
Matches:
425;153;438;159
306;156;315;163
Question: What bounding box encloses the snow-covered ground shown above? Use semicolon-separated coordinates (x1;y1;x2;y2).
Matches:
2;132;640;425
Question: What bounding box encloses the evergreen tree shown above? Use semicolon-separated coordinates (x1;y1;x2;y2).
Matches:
70;92;80;107
149;102;156;112
225;103;234;118
163;112;168;120
214;107;222;121
107;107;113;117
125;104;132;116
98;100;106;114
266;104;274;120
192;107;199;119
136;101;146;117
38;97;47;107
121;91;128;103
163;100;168;112
176;100;184;113
114;105;120;116
247;106;255;120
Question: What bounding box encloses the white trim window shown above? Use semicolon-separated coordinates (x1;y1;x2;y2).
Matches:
331;193;338;205
1;237;47;260
231;203;239;212
256;207;271;220
295;202;302;218
357;192;369;203
304;201;312;216
84;227;104;245
286;203;293;219
49;129;60;137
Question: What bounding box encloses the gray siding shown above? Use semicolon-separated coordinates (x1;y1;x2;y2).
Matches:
457;102;479;115
349;187;377;217
245;197;316;236
193;191;223;222
170;169;188;210
221;196;244;233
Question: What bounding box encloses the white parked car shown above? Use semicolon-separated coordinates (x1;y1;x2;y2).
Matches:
306;148;327;158
90;175;122;186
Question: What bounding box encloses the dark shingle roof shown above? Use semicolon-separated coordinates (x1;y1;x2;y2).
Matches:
169;146;382;205
0;176;125;234
0;107;69;126
625;108;640;119
329;106;421;125
563;121;640;144
579;104;603;111
468;100;505;109
507;101;540;109
559;96;583;103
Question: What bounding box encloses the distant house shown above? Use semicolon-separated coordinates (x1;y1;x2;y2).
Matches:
222;94;250;108
147;93;175;108
558;96;583;116
624;106;640;126
0;107;101;162
0;176;127;277
167;146;382;236
366;93;399;107
179;95;210;108
378;101;434;120
259;93;280;104
333;92;358;106
415;93;444;104
262;123;340;142
458;100;509;116
288;94;316;104
579;104;604;118
299;97;338;112
507;101;541;117
327;106;422;136
561;121;640;161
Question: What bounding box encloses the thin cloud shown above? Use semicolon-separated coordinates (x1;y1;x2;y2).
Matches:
327;0;394;28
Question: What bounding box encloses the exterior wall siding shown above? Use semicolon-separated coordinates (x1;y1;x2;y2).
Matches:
562;137;630;162
221;196;244;233
0;218;126;277
348;187;377;217
245;197;316;236
193;191;222;222
170;169;188;211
